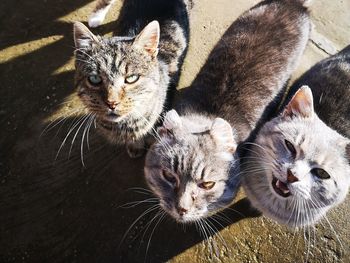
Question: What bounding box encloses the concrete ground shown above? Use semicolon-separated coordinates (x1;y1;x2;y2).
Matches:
0;0;349;262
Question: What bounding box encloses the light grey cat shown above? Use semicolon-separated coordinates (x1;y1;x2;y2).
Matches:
242;46;350;227
144;0;311;223
73;0;189;157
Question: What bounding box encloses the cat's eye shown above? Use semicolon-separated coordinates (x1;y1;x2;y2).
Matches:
162;170;177;186
199;181;216;190
311;168;330;180
125;74;140;84
88;74;102;85
285;139;296;158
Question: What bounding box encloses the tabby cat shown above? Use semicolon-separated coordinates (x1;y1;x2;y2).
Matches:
242;45;350;227
144;0;311;222
73;0;189;157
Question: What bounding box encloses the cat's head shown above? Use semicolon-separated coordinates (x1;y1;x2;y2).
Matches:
145;110;240;223
243;86;350;227
73;21;166;123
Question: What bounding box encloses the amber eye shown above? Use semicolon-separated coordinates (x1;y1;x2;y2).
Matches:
311;168;330;180
162;170;177;186
199;181;216;190
125;74;140;84
285;139;296;158
88;74;102;85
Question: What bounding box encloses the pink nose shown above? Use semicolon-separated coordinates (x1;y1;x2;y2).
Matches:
106;100;118;110
287;169;299;183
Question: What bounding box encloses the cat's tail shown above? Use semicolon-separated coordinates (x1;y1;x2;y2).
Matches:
88;0;116;28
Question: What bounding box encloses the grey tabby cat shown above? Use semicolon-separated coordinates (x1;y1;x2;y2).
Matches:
73;0;189;157
242;46;350;227
144;0;311;223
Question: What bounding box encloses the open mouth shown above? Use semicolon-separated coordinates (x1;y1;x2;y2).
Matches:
272;175;291;198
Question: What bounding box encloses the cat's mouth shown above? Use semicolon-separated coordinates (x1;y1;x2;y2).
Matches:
272;175;291;198
105;111;122;121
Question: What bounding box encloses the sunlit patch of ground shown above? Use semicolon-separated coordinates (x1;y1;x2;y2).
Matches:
0;0;349;262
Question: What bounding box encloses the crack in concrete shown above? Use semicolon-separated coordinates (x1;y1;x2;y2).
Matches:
310;30;338;55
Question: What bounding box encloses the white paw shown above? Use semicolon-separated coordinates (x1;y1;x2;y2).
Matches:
88;11;106;28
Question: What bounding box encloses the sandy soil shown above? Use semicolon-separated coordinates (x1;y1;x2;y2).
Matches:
0;0;349;262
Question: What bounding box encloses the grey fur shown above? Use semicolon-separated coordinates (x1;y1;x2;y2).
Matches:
144;0;310;222
242;46;350;227
73;0;189;157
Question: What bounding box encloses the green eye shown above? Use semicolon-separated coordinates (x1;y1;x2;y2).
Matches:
88;74;102;85
311;168;330;180
125;74;140;84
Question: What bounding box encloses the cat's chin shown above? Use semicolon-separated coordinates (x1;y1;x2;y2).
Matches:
175;215;205;223
103;112;125;122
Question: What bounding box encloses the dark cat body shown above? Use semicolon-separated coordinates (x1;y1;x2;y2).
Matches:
115;0;190;38
288;45;350;138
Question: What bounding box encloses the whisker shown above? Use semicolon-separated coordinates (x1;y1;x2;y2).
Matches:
68;114;91;159
119;198;159;209
55;114;87;160
144;211;166;262
118;205;160;251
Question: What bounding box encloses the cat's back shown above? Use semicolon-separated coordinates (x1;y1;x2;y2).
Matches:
115;0;189;36
185;0;310;140
290;46;350;138
222;0;309;94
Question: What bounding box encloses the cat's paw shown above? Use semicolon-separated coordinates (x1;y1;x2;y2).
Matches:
88;11;106;28
126;141;146;158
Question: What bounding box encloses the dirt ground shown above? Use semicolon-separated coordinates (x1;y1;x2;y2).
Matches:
0;0;349;262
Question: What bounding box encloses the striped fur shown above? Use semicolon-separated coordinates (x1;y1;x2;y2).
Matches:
74;0;189;157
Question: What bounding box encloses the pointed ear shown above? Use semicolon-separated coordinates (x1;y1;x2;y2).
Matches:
210;118;236;153
163;110;182;130
133;20;160;57
73;22;99;49
158;110;182;138
283;85;314;119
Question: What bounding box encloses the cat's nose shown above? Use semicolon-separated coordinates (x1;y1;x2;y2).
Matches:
287;169;299;183
177;207;188;216
106;100;119;110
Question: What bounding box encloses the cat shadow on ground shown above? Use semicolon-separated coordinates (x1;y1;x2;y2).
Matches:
0;1;259;263
0;115;260;263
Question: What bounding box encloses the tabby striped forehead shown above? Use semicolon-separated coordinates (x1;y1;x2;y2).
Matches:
76;35;156;85
76;41;131;77
169;149;206;181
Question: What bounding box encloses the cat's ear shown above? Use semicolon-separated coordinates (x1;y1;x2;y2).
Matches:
210;118;236;153
158;110;182;137
73;22;99;49
283;85;314;119
163;110;182;130
133;20;160;58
